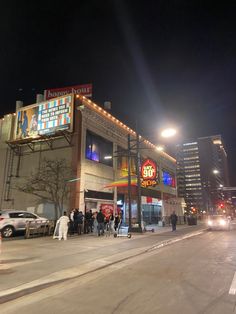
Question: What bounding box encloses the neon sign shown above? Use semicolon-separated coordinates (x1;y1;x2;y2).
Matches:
141;159;158;187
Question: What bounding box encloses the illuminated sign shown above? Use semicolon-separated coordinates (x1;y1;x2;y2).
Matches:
141;159;158;188
101;204;114;219
38;96;73;135
44;84;92;100
14;95;73;140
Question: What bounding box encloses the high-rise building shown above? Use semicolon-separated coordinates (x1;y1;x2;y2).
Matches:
176;135;230;213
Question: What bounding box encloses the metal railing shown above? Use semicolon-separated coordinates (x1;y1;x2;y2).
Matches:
25;220;55;238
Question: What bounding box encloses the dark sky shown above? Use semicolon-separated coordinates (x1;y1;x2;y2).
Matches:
1;1;236;183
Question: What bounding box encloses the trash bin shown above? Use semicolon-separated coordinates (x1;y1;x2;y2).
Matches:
187;216;197;225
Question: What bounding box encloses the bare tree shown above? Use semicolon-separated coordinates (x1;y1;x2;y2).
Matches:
18;158;74;220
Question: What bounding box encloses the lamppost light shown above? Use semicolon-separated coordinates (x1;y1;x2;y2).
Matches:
161;128;177;138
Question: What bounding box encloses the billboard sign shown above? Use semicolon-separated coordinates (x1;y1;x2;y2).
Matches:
44;83;92;100
14;95;73;140
141;159;158;188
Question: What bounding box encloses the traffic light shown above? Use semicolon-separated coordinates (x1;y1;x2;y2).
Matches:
220;203;224;209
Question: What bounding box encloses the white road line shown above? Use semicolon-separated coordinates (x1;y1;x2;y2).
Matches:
229;272;236;295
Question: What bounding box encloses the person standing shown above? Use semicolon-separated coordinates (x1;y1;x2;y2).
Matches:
107;213;114;236
96;209;105;236
84;210;91;234
93;212;98;235
77;211;84;235
73;209;79;234
69;209;75;235
58;211;70;240
114;214;120;231
170;211;178;231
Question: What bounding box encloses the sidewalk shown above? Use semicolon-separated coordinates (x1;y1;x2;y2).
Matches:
0;223;207;303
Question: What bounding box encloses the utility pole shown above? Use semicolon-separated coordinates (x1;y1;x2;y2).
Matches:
136;131;142;231
127;134;132;231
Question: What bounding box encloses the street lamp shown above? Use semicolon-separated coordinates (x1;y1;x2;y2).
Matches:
161;128;177;138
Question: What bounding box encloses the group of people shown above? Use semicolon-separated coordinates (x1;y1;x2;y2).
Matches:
57;209;178;240
56;209;122;240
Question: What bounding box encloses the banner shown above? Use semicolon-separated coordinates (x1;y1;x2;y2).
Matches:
14;95;73;140
44;84;92;100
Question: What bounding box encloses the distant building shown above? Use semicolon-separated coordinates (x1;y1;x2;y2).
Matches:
176;135;230;213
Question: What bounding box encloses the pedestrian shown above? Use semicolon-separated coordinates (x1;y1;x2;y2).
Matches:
107;213;114;236
84;210;92;233
89;209;94;232
114;214;120;231
170;211;178;231
69;209;75;235
73;208;79;234
96;209;105;236
77;211;84;235
93;211;98;235
58;211;70;240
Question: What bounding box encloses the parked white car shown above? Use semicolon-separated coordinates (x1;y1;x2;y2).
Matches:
0;210;48;238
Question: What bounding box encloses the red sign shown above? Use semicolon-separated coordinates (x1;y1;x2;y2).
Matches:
141;159;158;188
100;204;114;219
44;84;92;100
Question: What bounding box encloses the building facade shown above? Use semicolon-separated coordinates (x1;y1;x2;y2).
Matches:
176;135;230;214
0;94;183;227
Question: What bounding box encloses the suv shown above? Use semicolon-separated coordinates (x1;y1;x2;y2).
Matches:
0;210;48;238
207;215;231;231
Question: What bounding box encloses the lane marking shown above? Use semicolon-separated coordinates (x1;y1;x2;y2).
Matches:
229;272;236;295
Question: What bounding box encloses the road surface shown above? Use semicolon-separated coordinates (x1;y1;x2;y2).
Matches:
1;228;236;313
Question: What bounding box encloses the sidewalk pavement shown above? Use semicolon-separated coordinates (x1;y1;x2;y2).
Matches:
0;223;207;304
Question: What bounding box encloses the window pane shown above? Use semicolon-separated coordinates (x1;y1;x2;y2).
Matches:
86;130;113;166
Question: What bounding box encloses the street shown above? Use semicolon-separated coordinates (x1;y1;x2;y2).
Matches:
1;225;236;313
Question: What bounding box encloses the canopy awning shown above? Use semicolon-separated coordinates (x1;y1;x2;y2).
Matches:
105;176;137;188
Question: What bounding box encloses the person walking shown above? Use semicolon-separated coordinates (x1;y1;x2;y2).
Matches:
96;209;105;236
58;211;70;240
170;211;178;231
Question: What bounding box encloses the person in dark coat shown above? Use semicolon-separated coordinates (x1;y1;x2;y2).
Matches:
114;214;120;231
73;209;79;234
170;211;178;231
96;209;105;236
77;211;84;235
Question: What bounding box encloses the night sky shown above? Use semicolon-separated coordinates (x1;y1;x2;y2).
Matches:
0;1;236;184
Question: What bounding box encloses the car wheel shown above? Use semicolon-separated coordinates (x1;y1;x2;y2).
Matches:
2;226;14;238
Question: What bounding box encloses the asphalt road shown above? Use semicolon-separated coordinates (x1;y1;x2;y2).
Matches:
2;228;236;314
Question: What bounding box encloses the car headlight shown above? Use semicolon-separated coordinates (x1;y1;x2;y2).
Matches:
219;219;226;225
208;221;213;226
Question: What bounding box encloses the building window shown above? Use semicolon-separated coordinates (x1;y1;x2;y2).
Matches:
162;170;176;187
86;130;113;166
